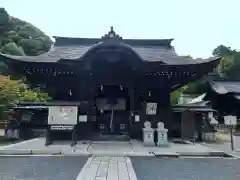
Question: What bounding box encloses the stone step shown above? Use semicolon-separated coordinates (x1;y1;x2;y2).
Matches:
91;134;130;141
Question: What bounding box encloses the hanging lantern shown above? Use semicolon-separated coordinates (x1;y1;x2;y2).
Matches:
120;85;123;91
101;85;103;91
69;89;72;96
100;109;104;114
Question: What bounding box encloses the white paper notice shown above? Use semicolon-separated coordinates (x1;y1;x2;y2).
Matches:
79;115;87;122
224;115;237;125
135;115;140;122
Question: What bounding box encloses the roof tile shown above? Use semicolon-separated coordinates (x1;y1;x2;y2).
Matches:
210;81;240;94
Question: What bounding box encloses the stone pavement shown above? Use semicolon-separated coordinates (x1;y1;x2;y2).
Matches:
0;138;227;157
76;156;137;180
132;157;240;180
1;155;240;180
0;156;88;180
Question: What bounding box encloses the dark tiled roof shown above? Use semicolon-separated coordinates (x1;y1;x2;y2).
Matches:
48;37;219;64
53;36;174;47
0;41;220;65
173;103;215;112
48;44;189;64
210;81;240;94
0;25;220;65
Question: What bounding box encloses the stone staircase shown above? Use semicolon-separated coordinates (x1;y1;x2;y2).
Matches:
91;133;130;141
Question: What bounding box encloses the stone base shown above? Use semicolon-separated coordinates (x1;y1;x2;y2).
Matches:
143;142;155;147
202;132;216;141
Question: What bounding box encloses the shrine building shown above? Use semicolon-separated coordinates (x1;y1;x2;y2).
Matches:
0;27;220;139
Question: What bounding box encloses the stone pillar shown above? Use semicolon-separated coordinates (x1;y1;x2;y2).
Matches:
142;121;155;146
156;122;168;146
86;74;95;135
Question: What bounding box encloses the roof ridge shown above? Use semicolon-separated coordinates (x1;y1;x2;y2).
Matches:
53;36;174;47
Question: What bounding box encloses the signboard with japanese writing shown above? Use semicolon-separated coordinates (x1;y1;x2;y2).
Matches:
224;115;237;126
146;103;157;115
48;106;78;125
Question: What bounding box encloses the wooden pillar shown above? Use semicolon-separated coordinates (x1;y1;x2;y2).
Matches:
45;126;52;146
71;126;77;147
128;87;135;135
129;86;142;138
87;73;95;136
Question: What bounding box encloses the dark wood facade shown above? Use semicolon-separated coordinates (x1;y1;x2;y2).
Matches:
205;81;240;129
0;27;220;139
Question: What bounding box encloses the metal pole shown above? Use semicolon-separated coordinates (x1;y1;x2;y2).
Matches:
181;111;184;143
110;108;114;133
230;125;234;151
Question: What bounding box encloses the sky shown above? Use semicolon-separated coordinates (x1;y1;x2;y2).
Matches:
0;0;239;58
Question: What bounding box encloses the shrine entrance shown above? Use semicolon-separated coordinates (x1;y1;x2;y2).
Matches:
94;85;130;135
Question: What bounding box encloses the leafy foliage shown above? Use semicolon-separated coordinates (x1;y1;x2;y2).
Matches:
0;9;53;107
0;42;25;56
171;86;188;105
0;8;52;57
213;45;240;80
0;75;51;107
0;8;9;31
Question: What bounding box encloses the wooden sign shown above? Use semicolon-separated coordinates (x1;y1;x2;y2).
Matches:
224;115;237;126
146;103;157;115
48;106;78;125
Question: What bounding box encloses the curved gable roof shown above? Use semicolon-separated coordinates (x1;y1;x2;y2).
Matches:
0;27;220;65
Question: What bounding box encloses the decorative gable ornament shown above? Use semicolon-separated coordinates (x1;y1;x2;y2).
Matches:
101;26;122;42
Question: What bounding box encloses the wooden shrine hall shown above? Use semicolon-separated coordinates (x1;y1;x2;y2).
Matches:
0;27;221;140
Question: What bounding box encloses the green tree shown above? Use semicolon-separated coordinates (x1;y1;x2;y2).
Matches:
0;75;51;107
181;55;210;94
0;8;9;32
213;45;240;80
213;45;232;57
0;42;25;56
217;55;234;78
0;8;52;58
171;86;188;105
21;90;52;102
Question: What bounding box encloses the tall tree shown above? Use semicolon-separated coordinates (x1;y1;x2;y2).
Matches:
213;45;240;80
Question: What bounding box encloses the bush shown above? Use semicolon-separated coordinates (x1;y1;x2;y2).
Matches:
0;75;51;107
0;42;25;56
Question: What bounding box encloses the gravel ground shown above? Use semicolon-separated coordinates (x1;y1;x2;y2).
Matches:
0;156;88;180
132;157;240;180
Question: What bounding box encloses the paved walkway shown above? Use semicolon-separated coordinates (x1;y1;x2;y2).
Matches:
0;138;226;156
1;155;240;180
76;156;137;180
